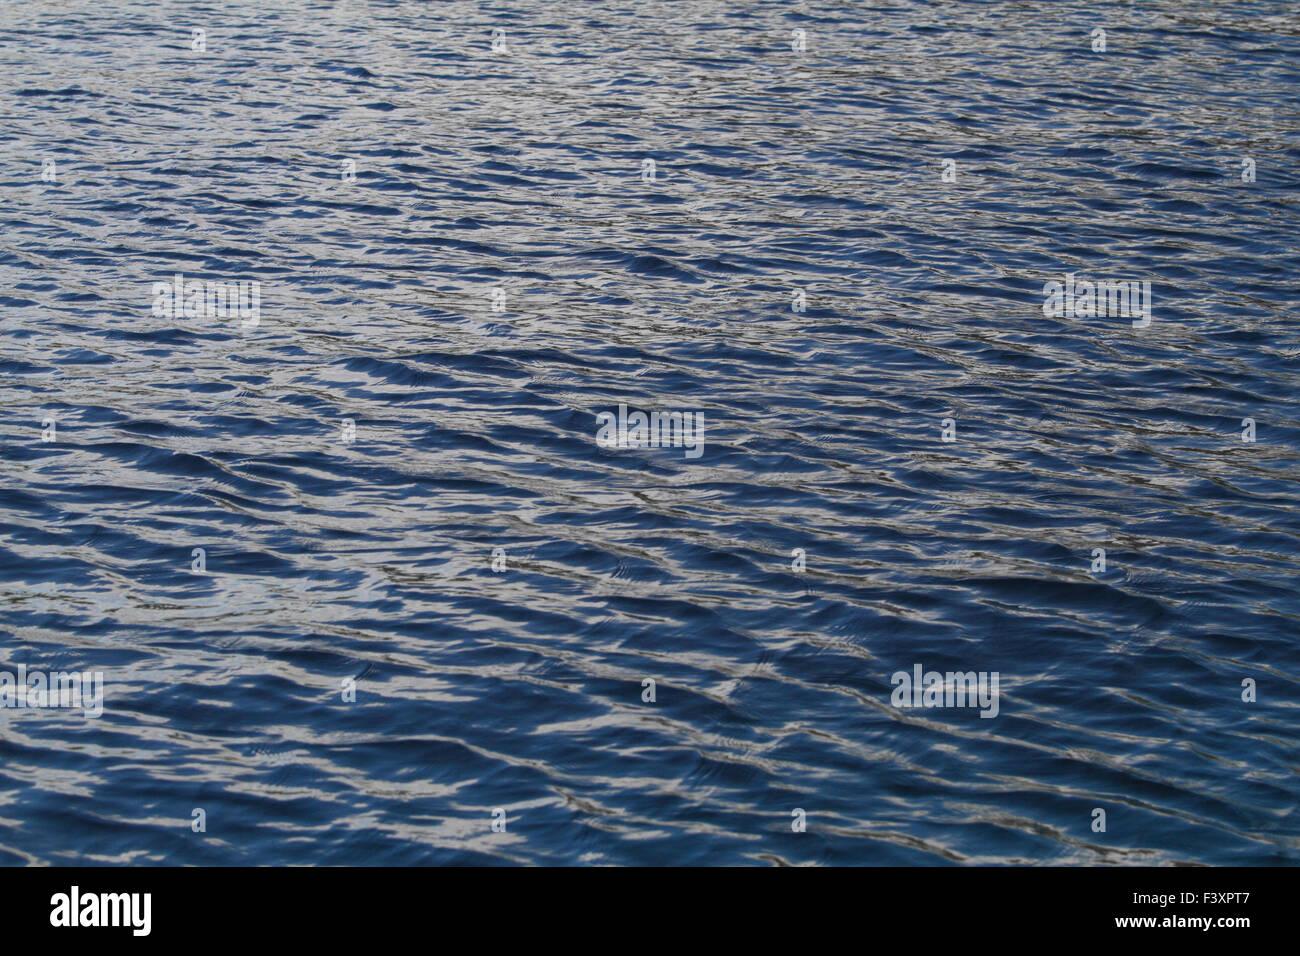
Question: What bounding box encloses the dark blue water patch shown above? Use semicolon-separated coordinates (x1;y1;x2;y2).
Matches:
0;0;1297;867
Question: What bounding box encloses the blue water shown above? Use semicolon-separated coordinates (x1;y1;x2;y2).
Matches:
1;0;1298;865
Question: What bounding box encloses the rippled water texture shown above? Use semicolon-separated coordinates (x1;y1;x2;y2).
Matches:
1;0;1298;865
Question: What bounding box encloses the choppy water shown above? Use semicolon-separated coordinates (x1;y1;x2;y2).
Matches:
1;0;1297;866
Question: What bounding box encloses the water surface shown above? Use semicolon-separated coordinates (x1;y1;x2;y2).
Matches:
0;0;1297;865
